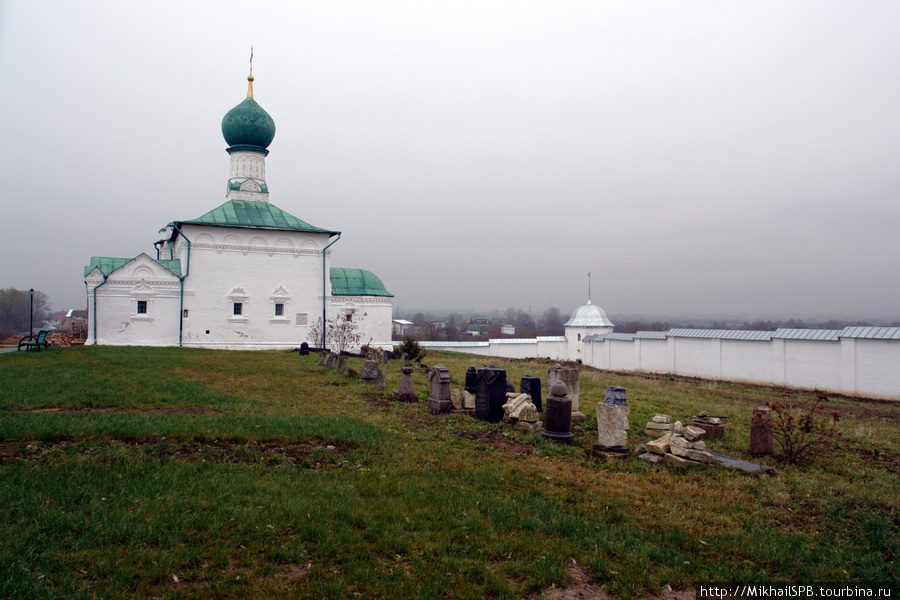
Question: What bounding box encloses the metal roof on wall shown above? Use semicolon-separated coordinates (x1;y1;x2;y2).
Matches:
773;329;841;341
634;331;669;340
840;326;900;340
667;329;774;341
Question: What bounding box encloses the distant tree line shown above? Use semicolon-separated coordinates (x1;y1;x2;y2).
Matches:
0;288;50;336
397;306;568;341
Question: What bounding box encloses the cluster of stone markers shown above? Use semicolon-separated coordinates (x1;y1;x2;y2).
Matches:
309;343;389;390
307;348;773;472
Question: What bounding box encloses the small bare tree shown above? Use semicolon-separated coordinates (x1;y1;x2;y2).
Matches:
307;314;364;354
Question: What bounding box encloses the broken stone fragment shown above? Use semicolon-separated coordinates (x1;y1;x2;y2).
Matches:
450;388;462;410
670;435;706;451
518;403;540;423
502;393;533;421
664;453;697;467
515;420;543;433
651;414;672;424
646;433;671;455
673;421;683;435
462;390;476;410
645;422;674;430
640;453;664;464
669;442;712;464
684;426;705;441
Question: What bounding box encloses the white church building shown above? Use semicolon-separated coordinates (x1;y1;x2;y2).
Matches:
84;73;393;350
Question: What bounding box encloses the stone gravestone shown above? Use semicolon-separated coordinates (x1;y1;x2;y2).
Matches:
428;365;452;415
401;352;410;367
542;381;574;441
392;366;418;403
475;366;507;423
750;406;773;455
520;376;542;413
464;367;477;394
325;352;339;368
338;356;350;376
317;351;327;366
548;364;585;421
594;386;629;453
361;360;385;390
299;342;309;356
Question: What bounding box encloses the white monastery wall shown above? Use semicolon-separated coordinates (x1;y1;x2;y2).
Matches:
720;340;772;382
428;329;899;400
851;339;900;399
779;340;842;391
636;339;669;372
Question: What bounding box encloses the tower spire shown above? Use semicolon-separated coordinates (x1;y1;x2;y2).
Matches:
247;47;254;98
588;272;592;303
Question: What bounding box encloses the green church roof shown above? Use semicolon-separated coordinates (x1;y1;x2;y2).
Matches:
85;256;182;278
177;200;338;234
330;268;393;297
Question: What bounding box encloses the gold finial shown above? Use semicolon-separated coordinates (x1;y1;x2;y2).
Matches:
247;47;254;98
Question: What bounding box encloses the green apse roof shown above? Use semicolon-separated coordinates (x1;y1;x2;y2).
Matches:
84;256;182;277
330;268;393;297
177;200;338;234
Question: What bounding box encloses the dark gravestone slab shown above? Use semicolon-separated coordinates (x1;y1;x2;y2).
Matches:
520;376;542;413
692;421;724;439
542;382;573;441
464;367;477;395
475;366;507;423
750;406;773;455
299;342;309;356
603;385;627;406
708;452;774;475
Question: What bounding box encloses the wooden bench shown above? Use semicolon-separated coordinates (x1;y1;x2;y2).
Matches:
17;329;51;352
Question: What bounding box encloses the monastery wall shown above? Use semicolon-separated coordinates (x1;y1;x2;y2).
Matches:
419;329;900;400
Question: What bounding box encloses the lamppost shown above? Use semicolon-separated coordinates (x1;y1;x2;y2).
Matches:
29;289;34;336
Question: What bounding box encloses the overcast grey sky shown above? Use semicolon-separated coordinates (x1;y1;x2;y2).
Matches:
1;1;898;320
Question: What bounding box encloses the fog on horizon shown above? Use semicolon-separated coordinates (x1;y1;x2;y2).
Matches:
1;2;898;321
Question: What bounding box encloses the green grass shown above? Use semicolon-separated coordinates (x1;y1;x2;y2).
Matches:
1;346;897;599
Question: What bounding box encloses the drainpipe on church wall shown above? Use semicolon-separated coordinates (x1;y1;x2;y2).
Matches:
322;233;341;348
89;274;109;345
171;224;191;347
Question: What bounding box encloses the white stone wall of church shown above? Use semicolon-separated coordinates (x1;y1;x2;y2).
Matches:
330;296;393;350
175;225;330;349
85;266;182;346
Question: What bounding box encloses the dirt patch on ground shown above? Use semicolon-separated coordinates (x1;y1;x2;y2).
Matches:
25;406;223;415
0;438;350;469
536;562;694;600
453;429;534;456
850;446;900;470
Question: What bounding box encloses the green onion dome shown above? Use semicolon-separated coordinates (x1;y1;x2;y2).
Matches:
221;75;276;153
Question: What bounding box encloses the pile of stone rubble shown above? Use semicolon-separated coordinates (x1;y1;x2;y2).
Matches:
637;414;712;466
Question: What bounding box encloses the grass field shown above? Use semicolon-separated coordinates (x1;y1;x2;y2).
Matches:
0;346;897;599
